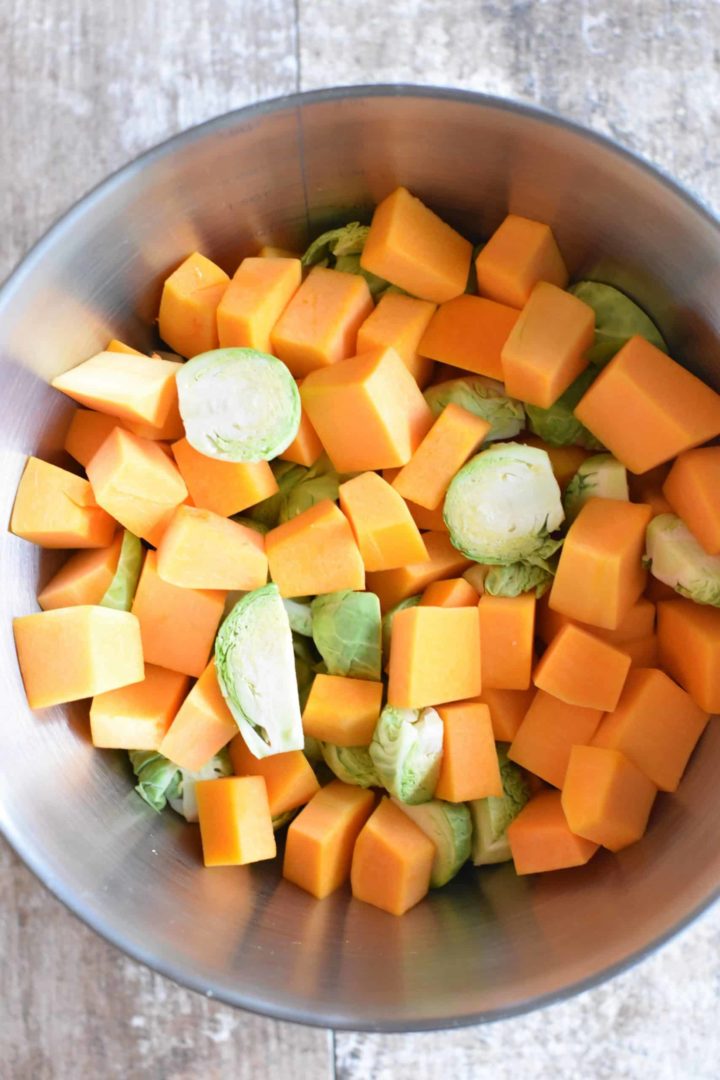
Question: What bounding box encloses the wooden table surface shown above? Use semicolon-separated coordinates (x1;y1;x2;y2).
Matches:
2;2;720;1077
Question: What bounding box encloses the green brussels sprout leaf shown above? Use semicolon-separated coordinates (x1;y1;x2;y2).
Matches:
311;590;382;680
424;376;525;442
569;280;667;366
99;530;143;611
525;367;604;450
369;705;444;804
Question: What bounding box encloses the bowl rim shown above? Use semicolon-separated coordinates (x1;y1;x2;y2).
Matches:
1;82;719;1033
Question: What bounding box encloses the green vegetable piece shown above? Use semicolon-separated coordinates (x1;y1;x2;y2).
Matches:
128;750;181;813
232;515;270;536
563;453;629;524
303;734;324;763
246;461;307;529
167;748;233;822
569;281;667;366
176;347;300;462
272;809;298;831
424;376;525;442
301;222;370;267
381;595;421;668
215;584;303;757
444;442;565;565
311;590;382;680
369;705;444;805
283;598;313;637
321;743;380;788
525;367;604;450
645;514;720;607
392;798;472;887
280;454;348;523
469;747;529;865
334;252;390;298
484;560;555;598
99;530;143;611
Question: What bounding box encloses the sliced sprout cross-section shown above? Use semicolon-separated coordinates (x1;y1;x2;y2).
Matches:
369;705;444;805
167;748;233;822
321;743;381;788
311;590;382;680
645;513;720;607
563;453;629;524
393;798;472;887
99;530;143;611
424;376;525;442
469;747;530;865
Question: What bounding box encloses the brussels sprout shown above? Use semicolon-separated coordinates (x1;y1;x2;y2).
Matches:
381;595;421;667
215;584;303;757
444;443;565;565
462;565;490;594
129;750;181;813
424;376;525;442
525;367;603;450
568;281;667;366
484;560;555;598
99;530;143;611
272;809;298;831
280;454;348;522
176;347;300;462
321;743;380;788
311;590;382;680
645;514;720;607
302;222;391;298
393;798;472;887
469;748;529;865
167;748;233;822
303;734;324;763
369;705;444;804
563;453;629;524
334;252;389;298
245;461;308;529
283;598;313;637
232;515;269;536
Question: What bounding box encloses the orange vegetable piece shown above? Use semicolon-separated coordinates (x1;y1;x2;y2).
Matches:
478;593;536;691
357;292;437;387
574;335;720;473
420;577;478;608
392;403;490;511
366;530;471;612
123;395;185;443
406;500;448;533
619;635;660;668
474;214;568;309
475;686;535;742
132;550;225;677
270;266;373;378
350;796;435;914
284;780;375;899
627;463;673;518
278;379;324;467
171;436;278;517
64;409;121;467
536;594;656;647
417;295;520;380
90;664;190;750
562;745;657;852
463;564;490;595
13;606;143;709
508;689;603;788
86;426;188;545
507;789;598;874
360;186;472;303
338;471;428;572
519;436;591;490
265;500;364;597
158;251;229;358
533;623;631;712
501;283;594;408
52;351;183;428
549;498;652;630
195;775;276;867
216;256;301;351
38;533;124;610
10;457;116;549
106;339;145;356
257;245;300;258
301;346;433;472
662;447;720;555
657;599;720;713
160;659;237;770
387;605;482;708
301;674;383;746
229;738;320;817
156;505;267;591
435;702;502;801
645;576;677;603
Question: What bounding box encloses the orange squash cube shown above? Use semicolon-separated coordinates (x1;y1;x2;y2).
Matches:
52;351;183;427
508;689;603;788
301;674;383;746
367;531;471;612
418;294;520;381
265;500;364;597
507;789;598;875
533;623;631;712
474;214;568;309
171;436;278;517
338;471;428;572
562;745;657;852
195;776;276;867
478;593;536;691
229;739;320;818
158;251;229;358
11;457;116;549
387;605;482;708
217;256;301;352
160;659;237;770
38;533;124;610
662;447;720;555
155;505;268;591
435;702;502;801
90;664;190;750
657;599;720;714
357;292;436;387
350;796;435;914
391;403;490;511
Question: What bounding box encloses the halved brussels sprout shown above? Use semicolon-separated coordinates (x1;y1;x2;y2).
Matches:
283;598;313;637
393;798;472;887
424;376;525;442
525;367;603;450
311;590;382;680
469;748;529;865
645;514;720;607
128;750;180;813
321;743;380;788
369;705;443;805
563;453;629;524
569;280;667;366
100;530;143;611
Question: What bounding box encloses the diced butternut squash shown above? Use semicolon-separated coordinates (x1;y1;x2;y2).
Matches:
420;577;479;608
265;500;364;597
462;564;490;594
171;436;278;517
501;283;594;408
627;463;673;518
519;436;591;491
392;403;490;511
387;605;482;708
357;293;437;387
474;214;568;309
301;346;433;472
278;380;324;467
155;505;267;590
195;776;276;867
284;780;375;899
508;689;603;788
562;745;657;852
549;498;652;630
478;593;536;691
270;266;373;377
10;457;116;549
536;594;656;647
417;295;520;380
229;738;320;817
301;674;383;746
645;576;678;603
367;530;471;612
160;659;237;770
657;599;720;713
40;539;128;616
86;427;188;544
90;664;190;750
360;187;472;303
13;606;144;709
216;256;301;351
662;447;720;555
106;339;146;356
64;409;120;467
574;335;720;473
533;623;631;712
507;789;598;875
132;550;225;677
52;351;183;428
158;251;230;358
406;499;448;533
475;686;535;742
338;471;428;572
435;702;502;801
350;796;435;914
620;635;660;668
123;392;185;442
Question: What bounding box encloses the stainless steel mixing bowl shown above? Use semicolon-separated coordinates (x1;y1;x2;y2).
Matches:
1;86;719;1032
